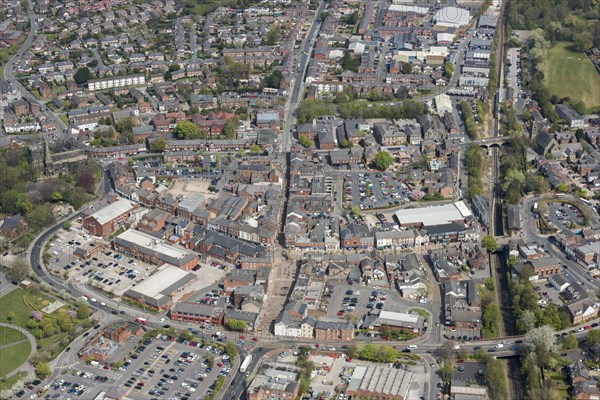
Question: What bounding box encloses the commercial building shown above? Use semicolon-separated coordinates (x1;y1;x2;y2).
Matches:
83;198;134;237
362;310;425;334
433;6;471;28
556;103;585;128
114;229;199;270
123;265;196;310
346;365;413;400
394;201;472;227
170;301;225;325
247;364;300;400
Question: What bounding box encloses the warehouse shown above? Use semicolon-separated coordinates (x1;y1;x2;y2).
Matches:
114;229;199;270
83;198;134;237
346;365;413;400
433;6;471;28
123;265;196;310
394;201;472;227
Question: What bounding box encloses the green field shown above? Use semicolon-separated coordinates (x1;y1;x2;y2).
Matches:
0;326;26;346
0;327;31;377
0;288;53;327
543;42;600;114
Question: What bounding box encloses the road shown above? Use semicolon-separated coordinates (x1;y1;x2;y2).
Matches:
190;23;198;60
282;1;327;152
2;0;67;133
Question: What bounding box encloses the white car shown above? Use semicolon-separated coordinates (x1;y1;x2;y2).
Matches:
159;318;165;322
495;343;504;349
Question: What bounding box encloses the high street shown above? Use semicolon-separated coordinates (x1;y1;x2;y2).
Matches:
2;0;67;133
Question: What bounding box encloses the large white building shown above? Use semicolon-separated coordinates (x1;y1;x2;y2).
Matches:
433;6;471;28
395;201;472;227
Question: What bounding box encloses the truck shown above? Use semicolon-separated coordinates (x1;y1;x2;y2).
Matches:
135;317;148;325
240;355;253;373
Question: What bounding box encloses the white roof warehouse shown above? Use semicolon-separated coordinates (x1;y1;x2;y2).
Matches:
394;201;472;227
123;265;196;309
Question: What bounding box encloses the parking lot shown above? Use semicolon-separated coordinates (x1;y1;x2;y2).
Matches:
39;335;230;400
344;172;410;210
544;202;586;230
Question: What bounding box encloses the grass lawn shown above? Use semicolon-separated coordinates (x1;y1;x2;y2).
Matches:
0;371;27;390
0;288;53;327
544;41;600;114
0;326;26;346
0;336;31;376
409;308;429;318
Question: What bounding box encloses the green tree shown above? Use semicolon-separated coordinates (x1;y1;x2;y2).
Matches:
174;121;201;139
7;310;15;321
249;144;261;155
439;362;455;381
225;319;247;332
481;235;498;252
263;25;281;45
561;332;578;350
373;151;393;170
340;138;350;148
8;260;29;282
150;137;167;152
77;303;89;320
573;31;593;52
222;118;239;139
62;220;72;231
179;329;194;341
555;183;569;193
299;135;312;147
73;67;92;84
225;342;238;360
485;358;508;400
35;362;52;379
585;329;600;347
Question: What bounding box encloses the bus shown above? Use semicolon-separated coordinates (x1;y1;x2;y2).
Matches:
135;317;147;325
240;355;253;373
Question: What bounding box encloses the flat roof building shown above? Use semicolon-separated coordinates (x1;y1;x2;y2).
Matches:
346;365;413;400
433;6;471;28
114;229;199;270
123;265;196;310
395;201;472;227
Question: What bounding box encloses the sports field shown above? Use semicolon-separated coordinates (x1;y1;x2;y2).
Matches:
543;42;600;114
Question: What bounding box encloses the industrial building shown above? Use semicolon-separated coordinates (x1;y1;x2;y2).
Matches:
394;201;472;227
123;265;196;310
433;6;471;28
346;365;413;400
83;198;134;237
114;229;199;270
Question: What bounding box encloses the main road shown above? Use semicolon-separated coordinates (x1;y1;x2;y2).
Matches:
3;0;67;133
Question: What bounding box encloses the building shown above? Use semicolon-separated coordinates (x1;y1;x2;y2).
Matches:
346;365;413;400
170;301;225;325
394;201;472;227
88;74;146;91
567;298;599;324
122;265;197;310
556;103;585;128
433;6;471;28
529;257;560;278
247;364;300;400
507;204;521;233
114;229;199;270
362;310;425;334
434;94;452;115
102;321;144;343
314;317;354;341
83;198;134;237
0;213;27;239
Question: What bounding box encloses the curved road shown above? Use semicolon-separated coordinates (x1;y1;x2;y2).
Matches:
0;322;37;378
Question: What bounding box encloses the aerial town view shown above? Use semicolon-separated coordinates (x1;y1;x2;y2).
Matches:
1;0;600;399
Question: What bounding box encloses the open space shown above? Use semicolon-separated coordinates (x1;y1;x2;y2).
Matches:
0;288;53;327
0;326;31;377
543;42;600;114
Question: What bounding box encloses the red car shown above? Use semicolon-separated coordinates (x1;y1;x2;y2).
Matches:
103;365;110;370
217;362;223;367
251;337;258;342
239;335;245;340
584;325;591;330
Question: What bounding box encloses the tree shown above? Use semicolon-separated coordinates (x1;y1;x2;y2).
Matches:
225;319;247;332
555;183;569;193
73;67;92;84
7;311;15;321
585;329;600;347
340;138;350;148
206;354;214;368
439;362;455;381
8;260;29;282
401;62;412;74
222;118;239;139
481;235;498;252
35;362;52;379
76;303;89;320
225;342;238;360
174;121;201;139
263;25;281;45
249;144;261;155
179;329;194;341
62;220;72;231
573;31;593;52
169;63;181;72
373;151;393;170
298;135;312;147
485;358;508;400
561;333;578;350
150;138;167;152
